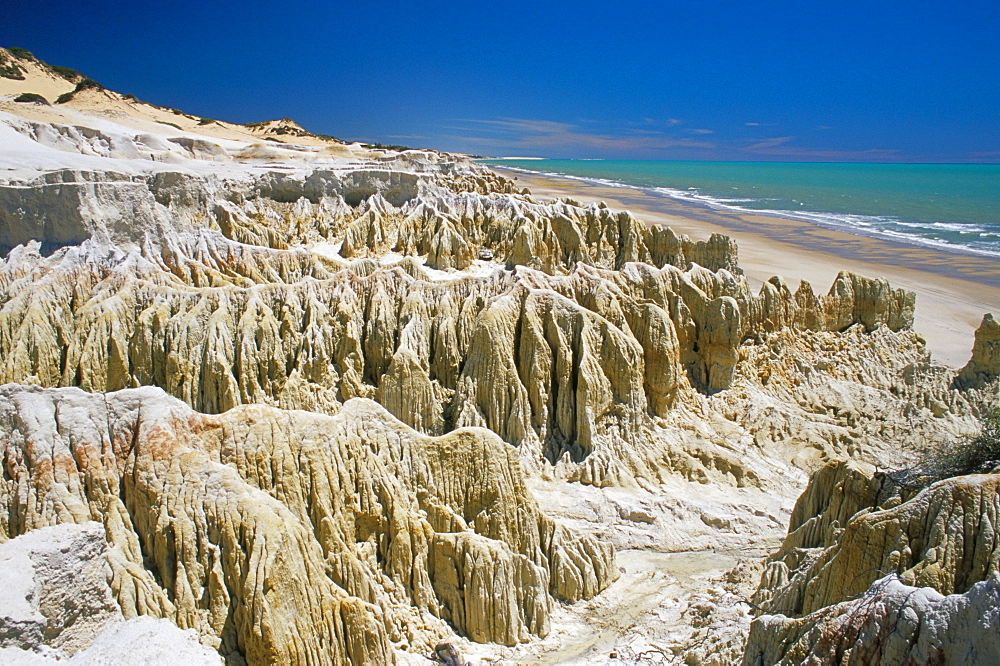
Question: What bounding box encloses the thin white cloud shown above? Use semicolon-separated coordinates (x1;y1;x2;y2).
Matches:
744;135;902;160
748;136;794;150
447;117;714;154
456;118;575;135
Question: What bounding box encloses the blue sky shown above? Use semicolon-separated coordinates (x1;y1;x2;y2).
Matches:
3;0;998;161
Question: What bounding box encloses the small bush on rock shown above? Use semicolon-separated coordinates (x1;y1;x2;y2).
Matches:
888;408;1000;489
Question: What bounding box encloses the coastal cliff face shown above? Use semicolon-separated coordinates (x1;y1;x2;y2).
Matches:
1;56;998;663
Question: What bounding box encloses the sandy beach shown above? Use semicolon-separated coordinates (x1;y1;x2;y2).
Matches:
499;167;1000;368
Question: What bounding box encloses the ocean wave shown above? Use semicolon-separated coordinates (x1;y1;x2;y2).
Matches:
647;184;1000;259
495;166;632;189
651;186;764;207
892;220;993;233
870;229;1000;257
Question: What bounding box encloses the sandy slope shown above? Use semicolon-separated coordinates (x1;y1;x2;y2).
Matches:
0;46;386;160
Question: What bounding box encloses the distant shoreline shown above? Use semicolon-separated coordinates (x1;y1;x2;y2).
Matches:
493;166;1000;368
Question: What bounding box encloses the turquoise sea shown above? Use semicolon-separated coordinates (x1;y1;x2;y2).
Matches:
482;160;1000;259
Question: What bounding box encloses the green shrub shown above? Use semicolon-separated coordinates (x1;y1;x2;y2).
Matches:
48;65;82;81
55;77;105;104
361;142;410;152
0;55;25;80
197;117;216;126
888;408;1000;489
14;92;48;104
7;47;34;60
74;77;103;92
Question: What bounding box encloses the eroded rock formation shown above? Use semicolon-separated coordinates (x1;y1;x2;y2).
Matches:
0;97;996;664
0;384;615;662
744;575;1000;665
0;522;220;664
0;170;921;488
957;312;1000;389
746;456;1000;663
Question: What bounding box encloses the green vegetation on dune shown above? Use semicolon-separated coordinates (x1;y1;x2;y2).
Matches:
55;77;105;104
74;78;104;92
14;92;49;104
362;142;411;152
244;119;345;144
0;51;25;80
7;47;34;60
48;64;83;81
1;47;84;82
2;44;345;148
